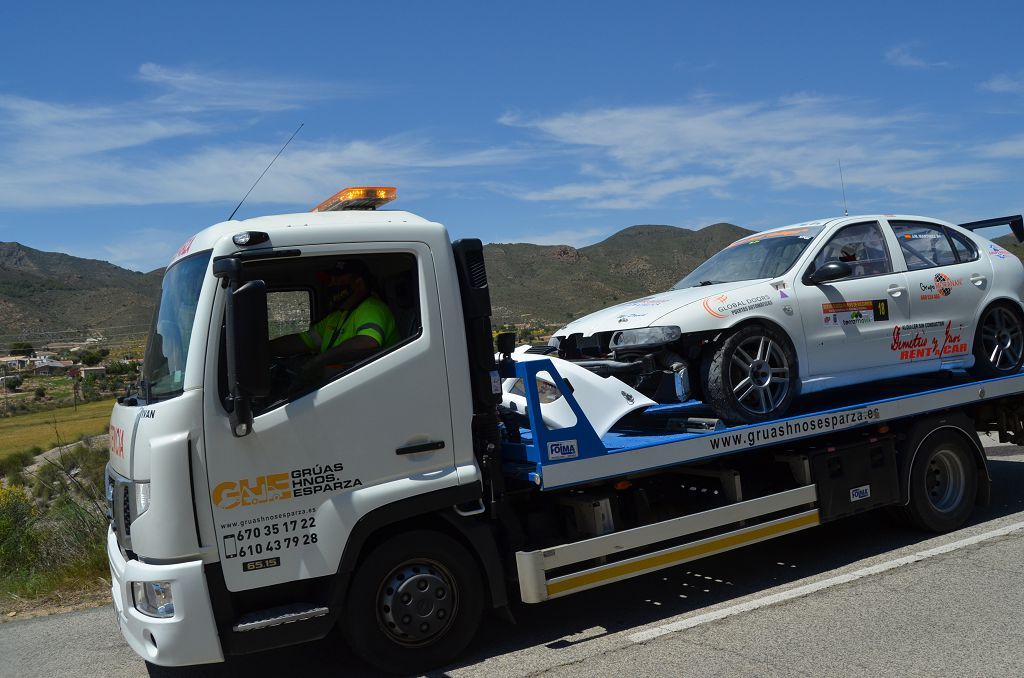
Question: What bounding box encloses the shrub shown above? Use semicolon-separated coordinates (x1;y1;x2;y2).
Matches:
0;485;40;572
3;374;23;391
34;387;46;399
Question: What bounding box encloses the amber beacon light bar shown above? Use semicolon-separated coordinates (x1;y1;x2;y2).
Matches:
311;186;397;212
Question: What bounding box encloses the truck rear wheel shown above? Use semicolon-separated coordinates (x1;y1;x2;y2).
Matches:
898;431;978;533
343;529;483;675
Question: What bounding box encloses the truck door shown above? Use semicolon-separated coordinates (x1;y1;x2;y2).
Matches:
797;220;912;376
886;219;986;363
202;243;457;592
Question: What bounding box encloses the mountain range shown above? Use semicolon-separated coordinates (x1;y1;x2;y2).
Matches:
15;221;948;344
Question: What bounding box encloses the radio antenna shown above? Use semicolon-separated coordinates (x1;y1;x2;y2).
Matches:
228;122;304;221
837;159;849;217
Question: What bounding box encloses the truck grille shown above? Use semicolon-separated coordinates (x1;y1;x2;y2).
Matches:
106;464;135;551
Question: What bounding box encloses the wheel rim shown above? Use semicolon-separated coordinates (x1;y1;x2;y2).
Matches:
926;448;966;514
980;307;1023;371
376;558;458;647
729;335;790;415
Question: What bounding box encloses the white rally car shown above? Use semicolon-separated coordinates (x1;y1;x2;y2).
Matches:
549;214;1024;424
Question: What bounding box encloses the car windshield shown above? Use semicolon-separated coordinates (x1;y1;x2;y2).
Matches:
140;250;212;401
672;233;817;289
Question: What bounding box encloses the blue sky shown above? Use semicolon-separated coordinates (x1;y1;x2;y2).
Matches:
1;1;1023;271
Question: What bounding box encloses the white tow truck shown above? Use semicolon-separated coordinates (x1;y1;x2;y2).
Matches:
106;187;1024;674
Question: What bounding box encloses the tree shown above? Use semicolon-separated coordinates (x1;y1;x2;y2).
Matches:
3;375;23;391
33;387;45;400
8;342;33;357
79;351;102;367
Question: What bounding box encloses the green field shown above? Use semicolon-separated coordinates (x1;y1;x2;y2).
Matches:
0;399;114;459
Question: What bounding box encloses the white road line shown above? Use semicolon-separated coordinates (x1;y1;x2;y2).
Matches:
629;520;1024;643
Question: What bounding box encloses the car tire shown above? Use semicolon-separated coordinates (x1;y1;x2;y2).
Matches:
893;431;977;533
968;301;1024;378
702;323;798;424
343;529;483;675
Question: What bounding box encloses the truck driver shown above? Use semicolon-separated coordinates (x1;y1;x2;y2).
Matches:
270;259;399;379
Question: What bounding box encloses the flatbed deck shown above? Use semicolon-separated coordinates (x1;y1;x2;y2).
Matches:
501;358;1024;490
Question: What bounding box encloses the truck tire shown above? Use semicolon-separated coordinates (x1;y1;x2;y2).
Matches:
702;324;798;424
968;301;1024;378
898;430;978;533
343;529;483;675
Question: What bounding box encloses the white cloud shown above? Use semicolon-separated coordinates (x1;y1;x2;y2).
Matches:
884;45;949;69
976;134;1024;159
0;65;530;209
979;73;1024;95
137;63;360;112
500;97;998;204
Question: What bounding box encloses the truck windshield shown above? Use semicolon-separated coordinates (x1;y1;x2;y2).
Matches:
141;251;212;401
672;234;817;289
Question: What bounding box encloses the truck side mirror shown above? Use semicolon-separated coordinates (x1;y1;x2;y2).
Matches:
232;281;271;398
223;278;270;437
805;261;853;285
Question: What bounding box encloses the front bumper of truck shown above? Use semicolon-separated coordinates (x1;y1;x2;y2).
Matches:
107;527;223;666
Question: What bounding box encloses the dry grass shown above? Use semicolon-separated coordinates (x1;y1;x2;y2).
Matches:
0;400;114;460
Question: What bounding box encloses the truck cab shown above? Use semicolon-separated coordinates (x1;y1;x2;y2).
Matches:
106;189;500;669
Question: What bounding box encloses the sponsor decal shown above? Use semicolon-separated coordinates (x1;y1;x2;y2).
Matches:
109;424;125;458
988;243;1011;260
213;462;361;510
779;289;789;299
622;297;671;307
821;300;889;326
850;485;872;502
919;272;962;301
891;321;968;361
729;228;810;248
702;293;773;318
548;439;579;460
140;409;155;419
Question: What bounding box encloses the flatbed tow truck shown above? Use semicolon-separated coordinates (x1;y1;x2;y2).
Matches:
106;187;1024;674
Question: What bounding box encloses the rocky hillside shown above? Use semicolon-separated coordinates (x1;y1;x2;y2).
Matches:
0;242;163;343
484;223;751;325
0;222;752;343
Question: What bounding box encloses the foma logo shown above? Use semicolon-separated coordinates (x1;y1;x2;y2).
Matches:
547;439;579;460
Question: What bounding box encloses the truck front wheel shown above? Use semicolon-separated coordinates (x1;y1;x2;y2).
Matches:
343;529;483;674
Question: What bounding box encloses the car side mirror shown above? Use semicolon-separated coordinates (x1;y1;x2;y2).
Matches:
805;261;853;285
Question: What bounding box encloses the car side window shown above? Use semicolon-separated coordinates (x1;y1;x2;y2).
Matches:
890;221;958;271
947;229;979;263
812;222;893;280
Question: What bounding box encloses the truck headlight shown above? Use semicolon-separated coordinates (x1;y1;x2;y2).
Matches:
132;581;174;618
134;482;151;518
609;326;682;350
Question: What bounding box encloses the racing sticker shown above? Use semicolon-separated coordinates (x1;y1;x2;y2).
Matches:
987;243;1011;260
891;321;968;360
821;300;889;326
702;293;773;318
729;228;810;248
919;273;962;301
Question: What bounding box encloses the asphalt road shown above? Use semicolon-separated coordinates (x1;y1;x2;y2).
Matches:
3;436;1023;678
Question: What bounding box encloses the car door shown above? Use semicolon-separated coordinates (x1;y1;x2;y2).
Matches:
202;242;457;593
886;219;986;364
797;220;912;376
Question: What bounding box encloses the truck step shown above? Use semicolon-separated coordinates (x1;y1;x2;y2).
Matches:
232;604;329;632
